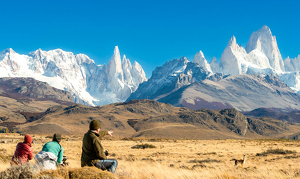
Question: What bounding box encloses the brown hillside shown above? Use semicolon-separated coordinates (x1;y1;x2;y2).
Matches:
14;100;300;140
0;77;73;104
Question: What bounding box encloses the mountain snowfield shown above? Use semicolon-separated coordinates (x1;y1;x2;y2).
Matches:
0;46;146;106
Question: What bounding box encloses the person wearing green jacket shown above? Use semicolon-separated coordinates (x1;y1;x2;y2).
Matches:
35;133;63;171
81;120;118;173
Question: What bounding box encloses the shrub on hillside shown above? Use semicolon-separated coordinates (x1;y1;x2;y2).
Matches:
188;159;221;164
256;148;296;156
131;143;156;149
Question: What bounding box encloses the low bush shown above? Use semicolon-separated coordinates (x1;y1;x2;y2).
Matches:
188;159;221;164
196;152;217;155
131;143;156;149
256;148;297;156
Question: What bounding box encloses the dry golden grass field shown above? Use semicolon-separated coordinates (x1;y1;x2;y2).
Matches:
1;133;300;178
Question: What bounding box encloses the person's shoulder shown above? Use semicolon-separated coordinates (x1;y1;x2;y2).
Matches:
21;143;32;151
44;141;58;147
45;141;52;145
87;130;99;137
16;142;24;149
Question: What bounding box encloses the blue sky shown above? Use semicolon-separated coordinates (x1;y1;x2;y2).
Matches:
1;0;300;77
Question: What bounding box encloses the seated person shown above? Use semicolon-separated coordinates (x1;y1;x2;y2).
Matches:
81;120;118;173
35;133;63;171
11;134;33;165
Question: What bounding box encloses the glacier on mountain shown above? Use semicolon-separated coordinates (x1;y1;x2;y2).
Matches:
0;46;146;106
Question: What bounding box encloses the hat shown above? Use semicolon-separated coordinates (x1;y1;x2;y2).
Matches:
89;120;101;130
24;134;32;144
53;133;62;142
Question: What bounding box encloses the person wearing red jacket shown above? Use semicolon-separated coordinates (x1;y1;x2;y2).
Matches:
11;134;33;165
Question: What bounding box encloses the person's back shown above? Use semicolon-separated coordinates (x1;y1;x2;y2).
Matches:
11;134;33;165
35;133;63;171
42;141;63;163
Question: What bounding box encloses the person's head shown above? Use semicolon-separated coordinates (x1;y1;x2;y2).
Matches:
89;120;101;133
24;134;32;144
53;133;62;143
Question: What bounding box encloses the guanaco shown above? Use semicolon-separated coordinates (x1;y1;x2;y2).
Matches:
233;155;246;167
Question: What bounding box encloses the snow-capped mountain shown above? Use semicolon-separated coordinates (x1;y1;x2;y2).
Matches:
127;57;211;101
127;25;300;111
191;25;300;94
245;25;284;72
0;46;146;106
188;26;284;76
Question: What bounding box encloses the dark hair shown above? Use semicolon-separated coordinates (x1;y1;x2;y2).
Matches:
53;133;62;142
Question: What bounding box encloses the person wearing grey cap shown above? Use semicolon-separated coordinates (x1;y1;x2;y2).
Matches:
81;120;118;173
35;133;64;171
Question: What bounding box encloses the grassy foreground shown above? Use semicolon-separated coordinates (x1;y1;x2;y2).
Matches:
1;133;300;178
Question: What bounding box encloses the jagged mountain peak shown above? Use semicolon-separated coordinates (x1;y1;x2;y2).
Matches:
107;46;123;78
245;25;284;72
114;46;120;54
193;51;204;62
227;36;237;47
196;50;204;57
122;55;131;66
245;25;274;53
211;57;217;63
28;48;47;57
48;49;74;56
0;48;16;55
210;57;220;73
180;56;189;62
193;50;212;73
259;25;271;34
